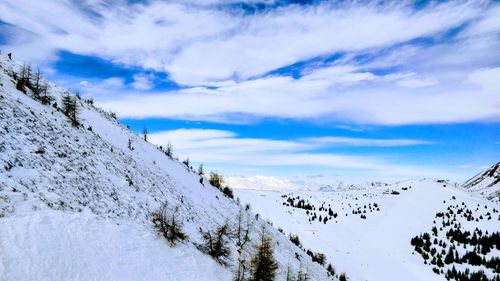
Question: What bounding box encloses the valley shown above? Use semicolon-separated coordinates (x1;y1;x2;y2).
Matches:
234;178;500;281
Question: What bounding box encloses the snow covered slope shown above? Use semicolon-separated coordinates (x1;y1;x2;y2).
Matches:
226;175;390;192
462;162;500;202
0;54;334;281
234;180;500;281
0;210;232;281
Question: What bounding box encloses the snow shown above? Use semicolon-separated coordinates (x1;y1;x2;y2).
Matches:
2;52;498;281
233;180;500;281
0;54;333;281
462;162;500;202
226;174;390;192
0;210;232;281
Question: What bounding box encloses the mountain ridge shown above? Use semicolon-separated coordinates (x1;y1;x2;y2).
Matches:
462;162;500;202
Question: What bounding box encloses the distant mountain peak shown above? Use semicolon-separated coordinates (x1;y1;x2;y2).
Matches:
462;162;500;201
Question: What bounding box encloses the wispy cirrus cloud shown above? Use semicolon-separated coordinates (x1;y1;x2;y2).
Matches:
1;1;499;126
0;0;490;84
98;65;500;125
302;137;433;147
150;128;432;151
2;0;498;179
147;128;452;178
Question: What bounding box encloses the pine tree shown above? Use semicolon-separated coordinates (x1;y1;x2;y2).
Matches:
327;263;335;276
197;164;204;176
436;256;444;268
61;92;79;126
151;200;187;246
183;157;190;169
165;142;173;158
312;252;326;265
39;82;52;105
234;209;253;281
32;68;42;98
285;264;295;281
444;247;455;264
143;127;148;141
16;63;32;93
223;186;234;199
235;209;252;252
128;139;133;150
199;222;232;266
296;266;309;281
250;227;278;281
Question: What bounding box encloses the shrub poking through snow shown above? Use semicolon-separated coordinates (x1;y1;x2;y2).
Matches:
151;200;187;245
223;186;234;199
199;222;232;266
289;233;302;248
209;172;235;198
209;172;224;188
326;263;335;276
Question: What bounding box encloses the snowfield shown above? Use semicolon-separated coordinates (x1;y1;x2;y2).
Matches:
234;179;500;281
0;210;232;281
0;54;334;281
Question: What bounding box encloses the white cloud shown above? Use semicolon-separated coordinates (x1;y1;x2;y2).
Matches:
302;137;433;147
396;77;438;88
459;4;500;38
132;73;154;90
98;65;500;125
0;0;488;85
166;1;484;85
149;129;432;151
149;128;311;153
383;72;438;88
467;67;500;92
147;128;451;179
103;77;125;88
1;1;499;126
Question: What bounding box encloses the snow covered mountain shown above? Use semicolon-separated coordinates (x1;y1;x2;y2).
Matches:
226;175;342;192
0;54;335;281
226;175;390;192
462;162;500;202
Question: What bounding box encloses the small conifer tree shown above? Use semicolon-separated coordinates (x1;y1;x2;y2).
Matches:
165;142;173;158
62;92;79;126
151;200;187;246
199;222;232;266
142;127;148;141
250;227;278;281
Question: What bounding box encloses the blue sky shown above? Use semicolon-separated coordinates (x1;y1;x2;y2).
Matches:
1;0;499;181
